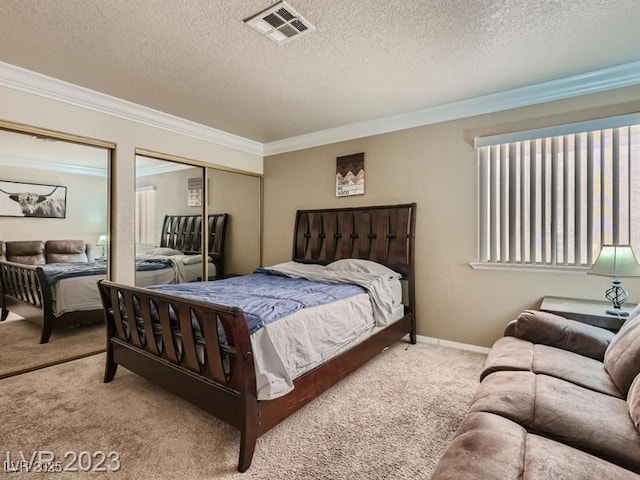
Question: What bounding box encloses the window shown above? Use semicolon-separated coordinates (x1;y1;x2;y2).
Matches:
475;114;640;268
135;186;156;246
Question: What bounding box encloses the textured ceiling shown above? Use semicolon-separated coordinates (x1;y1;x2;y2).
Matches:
1;0;639;143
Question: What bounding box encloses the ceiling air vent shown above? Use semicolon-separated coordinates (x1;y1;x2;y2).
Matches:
245;1;315;44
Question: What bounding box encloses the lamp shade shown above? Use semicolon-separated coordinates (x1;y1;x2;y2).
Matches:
588;245;640;277
97;234;108;246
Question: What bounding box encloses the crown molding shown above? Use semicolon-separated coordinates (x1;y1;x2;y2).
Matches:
135;162;192;177
264;61;640;155
1;154;191;178
2;61;638;159
0;62;264;156
1;155;107;177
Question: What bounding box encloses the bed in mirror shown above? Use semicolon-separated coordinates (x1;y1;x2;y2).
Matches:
134;153;262;286
0;125;112;377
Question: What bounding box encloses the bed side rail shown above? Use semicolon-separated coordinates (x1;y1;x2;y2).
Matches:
97;280;256;395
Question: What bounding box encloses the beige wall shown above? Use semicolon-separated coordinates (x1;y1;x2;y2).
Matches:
0;166;107;245
263;85;640;347
1;85;262;284
136;166;203;245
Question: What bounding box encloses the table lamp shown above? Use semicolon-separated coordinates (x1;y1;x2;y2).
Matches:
588;245;640;316
97;234;108;258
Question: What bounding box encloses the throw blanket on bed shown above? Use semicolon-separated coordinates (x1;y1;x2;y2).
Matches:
259;262;398;326
40;258;174;286
147;272;366;335
135;254;204;283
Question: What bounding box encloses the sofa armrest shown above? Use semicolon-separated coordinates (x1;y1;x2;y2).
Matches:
507;310;615;361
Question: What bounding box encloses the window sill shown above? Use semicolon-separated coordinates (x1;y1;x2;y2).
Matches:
469;262;590;274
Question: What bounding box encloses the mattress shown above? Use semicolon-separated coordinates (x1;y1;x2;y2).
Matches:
52;260;213;316
252;286;405;401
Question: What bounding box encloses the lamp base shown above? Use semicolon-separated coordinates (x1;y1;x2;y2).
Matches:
605;307;630;317
605;278;629;316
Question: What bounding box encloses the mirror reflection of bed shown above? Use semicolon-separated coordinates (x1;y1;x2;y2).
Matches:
134;154;261;284
135;213;228;283
0;127;111;377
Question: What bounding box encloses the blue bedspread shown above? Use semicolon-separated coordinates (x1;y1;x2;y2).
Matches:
148;272;366;335
40;258;174;285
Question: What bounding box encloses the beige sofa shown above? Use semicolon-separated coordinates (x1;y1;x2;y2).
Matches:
0;239;93;264
431;308;640;480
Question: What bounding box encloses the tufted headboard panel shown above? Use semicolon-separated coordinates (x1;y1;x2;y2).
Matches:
292;203;416;279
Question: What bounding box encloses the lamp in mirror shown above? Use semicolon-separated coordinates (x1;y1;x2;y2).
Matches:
97;234;108;259
588;244;640;316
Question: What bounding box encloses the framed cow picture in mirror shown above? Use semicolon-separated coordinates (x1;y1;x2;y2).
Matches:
0;180;67;218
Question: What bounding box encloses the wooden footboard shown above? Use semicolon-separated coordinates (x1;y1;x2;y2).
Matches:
0;260;102;343
97;279;259;471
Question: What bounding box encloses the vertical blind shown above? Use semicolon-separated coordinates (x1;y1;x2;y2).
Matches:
476;118;639;267
135;187;156;246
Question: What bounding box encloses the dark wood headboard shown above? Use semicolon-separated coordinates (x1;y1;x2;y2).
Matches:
159;214;228;275
292;203;416;316
293;204;416;275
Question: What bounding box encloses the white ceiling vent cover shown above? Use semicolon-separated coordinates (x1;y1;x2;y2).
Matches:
245;1;315;44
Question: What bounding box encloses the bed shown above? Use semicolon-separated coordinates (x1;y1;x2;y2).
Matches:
97;203;416;472
0;213;228;343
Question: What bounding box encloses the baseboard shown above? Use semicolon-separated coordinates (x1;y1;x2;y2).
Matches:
413;334;491;354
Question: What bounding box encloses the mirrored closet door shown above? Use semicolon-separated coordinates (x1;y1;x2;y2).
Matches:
207;168;261;276
0;125;111;374
134;153;261;287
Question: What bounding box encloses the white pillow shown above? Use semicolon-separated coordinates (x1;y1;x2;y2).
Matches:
146;247;183;256
326;259;402;279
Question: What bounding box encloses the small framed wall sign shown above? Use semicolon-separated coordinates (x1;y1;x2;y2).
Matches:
187;177;202;207
0;180;67;218
336;152;364;197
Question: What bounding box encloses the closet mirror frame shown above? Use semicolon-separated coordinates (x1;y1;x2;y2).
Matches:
134;148;263;281
0;119;115;279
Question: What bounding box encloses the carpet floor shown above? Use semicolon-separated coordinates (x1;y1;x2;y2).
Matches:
0;342;486;479
0;319;105;378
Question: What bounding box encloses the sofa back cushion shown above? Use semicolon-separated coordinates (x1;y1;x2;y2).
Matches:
6;241;46;265
45;240;89;263
629;374;640;433
0;241;5;261
604;312;640;397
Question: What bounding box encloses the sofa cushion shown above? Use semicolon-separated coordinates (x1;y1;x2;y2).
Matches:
604;313;640;397
45;240;89;263
5;240;45;265
431;412;640;480
469;371;640;473
629;374;640;432
481;336;622;397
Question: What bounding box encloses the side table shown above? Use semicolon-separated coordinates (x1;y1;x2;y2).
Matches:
540;296;637;333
